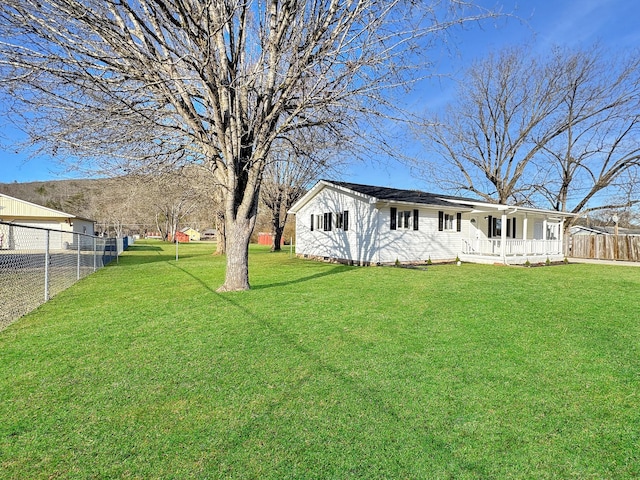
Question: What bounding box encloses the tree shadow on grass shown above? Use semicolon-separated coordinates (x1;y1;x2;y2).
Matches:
250;265;351;290
116;244;215;265
127;245;163;252
168;262;349;293
166;265;465;476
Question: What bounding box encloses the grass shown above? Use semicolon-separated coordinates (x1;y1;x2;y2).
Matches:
1;240;639;479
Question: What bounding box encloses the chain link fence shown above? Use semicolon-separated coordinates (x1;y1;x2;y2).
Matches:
0;221;125;330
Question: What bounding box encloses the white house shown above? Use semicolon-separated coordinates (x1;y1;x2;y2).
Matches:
0;193;95;250
288;180;575;265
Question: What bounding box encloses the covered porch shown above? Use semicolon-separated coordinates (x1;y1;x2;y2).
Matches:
455;205;572;265
461;238;565;264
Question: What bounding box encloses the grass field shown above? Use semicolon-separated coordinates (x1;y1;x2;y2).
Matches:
1;240;639;479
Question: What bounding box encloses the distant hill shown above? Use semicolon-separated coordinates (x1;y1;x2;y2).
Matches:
0;178;111;219
0;175;291;239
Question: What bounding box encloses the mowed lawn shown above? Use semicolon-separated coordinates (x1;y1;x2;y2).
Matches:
1;240;639;479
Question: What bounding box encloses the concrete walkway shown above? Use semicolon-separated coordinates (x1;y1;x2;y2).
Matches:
569;257;640;267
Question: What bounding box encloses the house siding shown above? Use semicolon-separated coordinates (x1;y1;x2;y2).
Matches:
377;207;464;263
294;185;469;264
295;186;377;264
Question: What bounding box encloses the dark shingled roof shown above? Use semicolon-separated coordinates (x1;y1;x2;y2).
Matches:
327;180;477;208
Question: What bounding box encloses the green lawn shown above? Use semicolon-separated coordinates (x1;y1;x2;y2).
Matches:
1;240;639;479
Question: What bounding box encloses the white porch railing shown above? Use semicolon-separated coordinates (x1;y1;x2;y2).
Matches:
462;239;563;257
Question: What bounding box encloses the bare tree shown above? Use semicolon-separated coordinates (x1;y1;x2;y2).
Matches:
261;131;338;251
191;161;226;254
151;169;202;241
534;49;640;217
0;0;499;290
422;46;640;214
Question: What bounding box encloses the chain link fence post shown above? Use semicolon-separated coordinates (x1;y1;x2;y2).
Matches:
77;232;81;280
44;229;50;302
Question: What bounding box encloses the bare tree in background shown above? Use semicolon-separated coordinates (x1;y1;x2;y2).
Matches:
0;0;499;290
151;171;200;241
195;161;226;254
534;49;640;217
422;46;640;216
261;131;338;251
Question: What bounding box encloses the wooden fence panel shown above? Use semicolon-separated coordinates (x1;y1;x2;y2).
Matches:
570;235;640;261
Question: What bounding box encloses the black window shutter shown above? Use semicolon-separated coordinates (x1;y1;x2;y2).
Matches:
390;207;397;230
310;214;314;231
456;212;462;232
506;218;511;238
438;211;444;231
512;218;516;238
343;210;349;231
488;215;493;238
326;212;332;231
413;209;419;230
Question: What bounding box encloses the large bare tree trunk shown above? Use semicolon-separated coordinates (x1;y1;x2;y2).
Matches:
219;216;254;291
217;167;261;291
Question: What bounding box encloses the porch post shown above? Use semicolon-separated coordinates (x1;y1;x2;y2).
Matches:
522;215;529;254
501;212;507;262
559;219;564;256
543;219;548;241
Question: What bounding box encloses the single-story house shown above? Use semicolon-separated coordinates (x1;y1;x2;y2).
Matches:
570;225;640;236
0;193;95;250
288;180;575;265
201;228;217;241
569;225;609;236
180;227;201;242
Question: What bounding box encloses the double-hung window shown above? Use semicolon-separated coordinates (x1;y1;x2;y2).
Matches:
487;216;517;238
390;208;419;230
335;210;349;230
311;211;349;231
438;211;462;232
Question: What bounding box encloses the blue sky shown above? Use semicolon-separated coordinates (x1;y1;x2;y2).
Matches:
1;0;638;186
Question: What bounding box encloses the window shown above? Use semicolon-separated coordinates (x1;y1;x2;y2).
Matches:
488;216;517;238
392;209;419;230
444;213;454;230
323;212;332;231
493;218;502;237
398;210;411;229
438;211;462;232
335;210;349;231
311;211;349;232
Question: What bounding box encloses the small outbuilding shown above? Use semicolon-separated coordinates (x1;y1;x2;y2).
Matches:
180;227;201;242
0;193;95;250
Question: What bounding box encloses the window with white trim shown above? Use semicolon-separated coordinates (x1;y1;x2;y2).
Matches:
443;213;455;231
397;210;412;229
390;207;419;231
438;211;462;232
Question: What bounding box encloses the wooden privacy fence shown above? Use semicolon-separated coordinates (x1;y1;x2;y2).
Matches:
570;235;640;262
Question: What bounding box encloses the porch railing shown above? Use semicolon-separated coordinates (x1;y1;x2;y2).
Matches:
462;239;563;257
